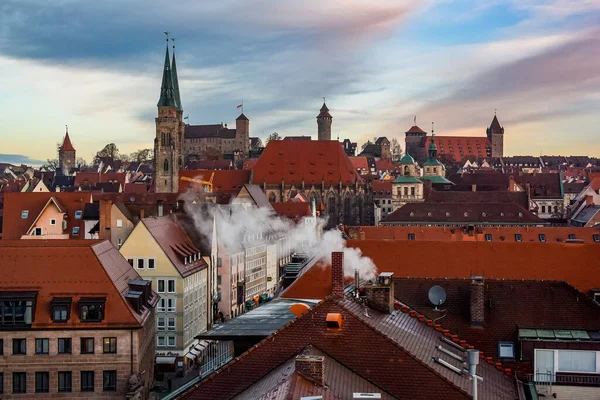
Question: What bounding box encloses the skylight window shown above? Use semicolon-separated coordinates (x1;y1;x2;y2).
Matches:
72;227;80;235
515;234;522;242
74;210;82;219
539;234;546;242
485;234;492;242
21;210;29;219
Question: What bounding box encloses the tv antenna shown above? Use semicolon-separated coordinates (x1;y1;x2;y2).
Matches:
428;285;447;311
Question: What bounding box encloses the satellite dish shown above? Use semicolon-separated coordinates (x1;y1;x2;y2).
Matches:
428;285;446;310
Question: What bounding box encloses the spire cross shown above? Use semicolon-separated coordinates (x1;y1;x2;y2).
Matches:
495;108;497;116
171;37;176;50
65;124;68;134
323;97;326;103
431;121;434;135
164;31;170;43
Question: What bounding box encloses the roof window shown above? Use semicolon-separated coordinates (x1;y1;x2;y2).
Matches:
485;234;492;242
72;227;80;235
539;234;546;242
74;210;82;219
515;234;522;242
593;234;600;243
568;234;576;240
21;210;29;219
408;233;415;240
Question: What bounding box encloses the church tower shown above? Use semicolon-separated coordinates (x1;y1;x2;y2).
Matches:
317;101;332;140
58;127;76;176
486;113;504;158
154;38;184;193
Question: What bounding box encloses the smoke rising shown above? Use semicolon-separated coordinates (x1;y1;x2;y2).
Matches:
180;188;376;281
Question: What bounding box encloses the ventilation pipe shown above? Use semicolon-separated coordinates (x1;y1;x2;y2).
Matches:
467;349;480;400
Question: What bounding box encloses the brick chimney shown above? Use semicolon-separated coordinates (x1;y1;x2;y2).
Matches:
364;272;394;313
470;276;485;328
295;355;325;386
99;199;112;241
331;252;344;298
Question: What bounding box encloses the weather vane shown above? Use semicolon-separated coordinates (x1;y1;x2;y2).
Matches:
171;37;176;49
164;31;170;42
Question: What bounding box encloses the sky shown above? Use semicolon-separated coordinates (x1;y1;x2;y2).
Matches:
1;0;599;164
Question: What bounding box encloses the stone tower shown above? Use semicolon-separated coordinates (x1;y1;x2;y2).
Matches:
58;128;76;176
236;113;250;156
486;114;504;158
154;41;184;193
404;124;428;163
317;101;332;140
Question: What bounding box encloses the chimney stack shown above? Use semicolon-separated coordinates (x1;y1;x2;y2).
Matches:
157;200;164;217
99;199;112;241
295;355;325;386
331;252;344;298
364;272;394;313
470;276;485;328
139;208;145;220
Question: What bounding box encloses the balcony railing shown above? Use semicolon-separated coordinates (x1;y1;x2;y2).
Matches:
527;373;600;386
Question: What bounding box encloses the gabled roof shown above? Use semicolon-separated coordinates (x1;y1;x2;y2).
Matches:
236;113;248;121
141;214;208;278
60;132;76;152
182;293;517;399
405;125;427;134
0;240;156;328
184;124;237;139
179;170;251;194
424;136;491;162
350;156;369;171
426;190;528;208
372;180;392;198
375;137;389;145
252;140;363;186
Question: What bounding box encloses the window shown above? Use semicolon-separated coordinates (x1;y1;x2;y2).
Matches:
116;219;123;228
408;233;415;241
13;372;26;393
58;371;72;392
168;336;176;347
13;338;26;355
51;297;71;322
127;258;134;266
137;259;144;269
168;317;176;331
498;342;515;359
0;372;3;393
50;219;56;226
79;298;105;322
58;338;71;354
167;298;176;312
568;234;576;240
103;337;117;354
21;210;29;219
72;226;80;235
148;258;156;269
485;234;492;242
515;234;522;242
539;234;546;242
594;234;600;243
541;205;546;213
74;210;82;219
158;280;165;293
35;338;49;354
35;372;49;393
168;279;176;293
163;159;169;172
32;227;42;235
558;350;596;373
158;298;166;312
118;238;122;248
157;336;166;347
81;371;95;392
0;338;3;355
103;371;117;392
157;317;165;330
0;293;36;327
81;338;94;354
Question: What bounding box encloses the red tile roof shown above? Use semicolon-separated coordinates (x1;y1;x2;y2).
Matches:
349;156;369;172
406;125;427;134
375;159;398;172
0;240;156;328
243;159;258;170
425;136;490;162
372;180;392;198
141;214;208;278
74;172;126;188
179;170;251;194
271;202;312;221
283;240;600;299
252;140;363;186
59;132;76;152
2;192;92;239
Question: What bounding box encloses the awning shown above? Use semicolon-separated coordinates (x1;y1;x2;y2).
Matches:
189;348;201;356
185;353;196;360
156;356;176;364
194;340;209;352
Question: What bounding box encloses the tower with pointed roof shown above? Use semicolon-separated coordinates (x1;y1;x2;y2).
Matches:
58;127;76;176
404;124;428;163
317;101;332;140
422;134;446;178
154;38;184;193
486;113;504;158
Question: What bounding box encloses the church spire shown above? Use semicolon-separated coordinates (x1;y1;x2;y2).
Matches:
171;38;182;111
157;35;176;108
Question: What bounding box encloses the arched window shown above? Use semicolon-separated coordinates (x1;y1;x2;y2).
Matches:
344;194;352;224
163;159;169;172
327;192;337;223
404;166;409;175
268;192;276;202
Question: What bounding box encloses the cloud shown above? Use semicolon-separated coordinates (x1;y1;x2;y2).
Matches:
0;154;45;166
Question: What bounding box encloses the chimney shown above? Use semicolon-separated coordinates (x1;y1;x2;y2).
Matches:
157;200;164;217
295;355;325;386
364;272;394;313
139;208;145;220
331;252;344;298
585;195;594;206
471;184;477;192
470;276;485;328
99;199;112;241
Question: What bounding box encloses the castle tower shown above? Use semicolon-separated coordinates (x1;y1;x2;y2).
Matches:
154;39;184;193
317;101;332;140
236;113;250;156
405;123;428;163
58;127;76;176
486;113;504;158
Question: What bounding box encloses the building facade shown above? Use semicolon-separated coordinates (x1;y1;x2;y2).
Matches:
0;240;157;399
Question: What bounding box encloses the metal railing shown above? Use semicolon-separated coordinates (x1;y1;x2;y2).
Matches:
528;373;600;386
200;341;234;378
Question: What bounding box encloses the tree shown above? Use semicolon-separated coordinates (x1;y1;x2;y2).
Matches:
250;138;264;151
76;157;89;170
265;132;281;145
202;147;223;161
130;148;153;163
42;158;58;171
390;138;402;162
94;143;119;163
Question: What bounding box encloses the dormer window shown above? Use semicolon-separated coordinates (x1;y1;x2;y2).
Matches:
74;210;82;219
79;298;105;322
72;227;80;235
51;298;71;323
0;292;37;326
21;210;29;219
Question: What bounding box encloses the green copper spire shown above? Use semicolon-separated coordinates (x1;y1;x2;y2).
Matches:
171;43;182;111
157;42;176;108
